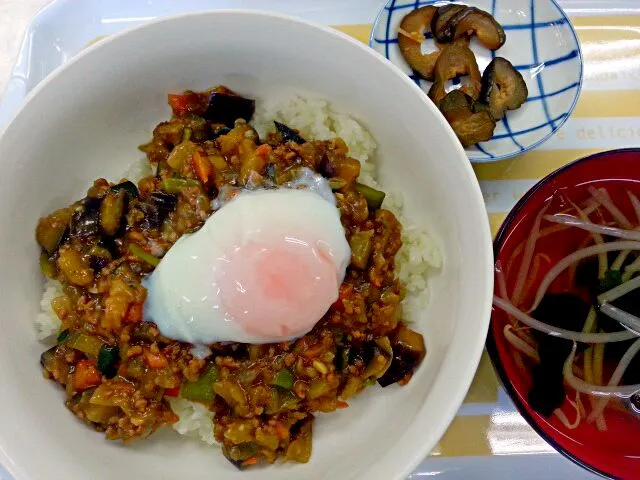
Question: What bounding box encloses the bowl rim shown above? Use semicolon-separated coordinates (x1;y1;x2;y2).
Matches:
0;8;494;480
486;147;640;480
367;0;585;164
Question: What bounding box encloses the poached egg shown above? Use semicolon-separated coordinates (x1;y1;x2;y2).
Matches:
143;174;350;345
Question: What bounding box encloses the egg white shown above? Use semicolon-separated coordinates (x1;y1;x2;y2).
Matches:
143;180;350;346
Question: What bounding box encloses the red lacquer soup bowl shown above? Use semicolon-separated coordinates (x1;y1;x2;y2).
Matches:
488;148;640;479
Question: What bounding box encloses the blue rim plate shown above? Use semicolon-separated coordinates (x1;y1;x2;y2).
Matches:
370;0;584;163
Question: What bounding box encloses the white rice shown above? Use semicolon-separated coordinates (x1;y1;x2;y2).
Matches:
35;94;440;446
167;398;217;446
35;279;63;340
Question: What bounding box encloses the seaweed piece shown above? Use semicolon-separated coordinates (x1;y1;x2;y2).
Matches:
70;197;102;237
528;294;590;416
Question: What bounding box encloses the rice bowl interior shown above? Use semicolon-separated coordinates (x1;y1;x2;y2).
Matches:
0;10;492;480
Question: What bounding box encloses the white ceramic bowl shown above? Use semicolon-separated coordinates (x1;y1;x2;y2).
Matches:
0;10;492;480
371;0;583;162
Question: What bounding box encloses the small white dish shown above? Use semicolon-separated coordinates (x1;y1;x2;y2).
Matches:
370;0;583;163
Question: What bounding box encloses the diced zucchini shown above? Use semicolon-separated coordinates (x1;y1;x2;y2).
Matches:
180;363;218;403
65;331;104;357
110;181;139;198
349;230;375;269
160;177;201;194
270;368;294;389
127;243;160;267
39;252;58;279
355;183;386;210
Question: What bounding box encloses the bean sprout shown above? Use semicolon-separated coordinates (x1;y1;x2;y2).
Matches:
493;296;637;343
529;241;640;313
564;341;640;398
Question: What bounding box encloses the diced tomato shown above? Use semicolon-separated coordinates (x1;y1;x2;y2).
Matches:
125;303;143;324
144;349;169;369
242;457;260;467
164;386;180;398
336;400;349;409
74;360;102;391
331;284;353;312
255;144;272;158
191;150;213;185
167;92;200;116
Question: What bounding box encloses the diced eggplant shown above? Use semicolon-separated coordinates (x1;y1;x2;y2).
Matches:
40;345;58;369
479;57;528;120
395;325;426;359
211;126;231;140
274;121;306;144
448;7;506;50
431;4;467;43
100;190;127;236
138;202;161;230
377;351;417;387
363;336;394;379
149;192;177;219
70;197;102;237
450;110;496;147
57;247;94;286
378;326;426;387
36;208;72;254
110;181;139;198
97;344;120;379
98;236;120;259
204;92;256;127
130;322;160;343
285;417;312;463
223;443;259;470
348;344;368;366
88;245;112;271
428;45;482;106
